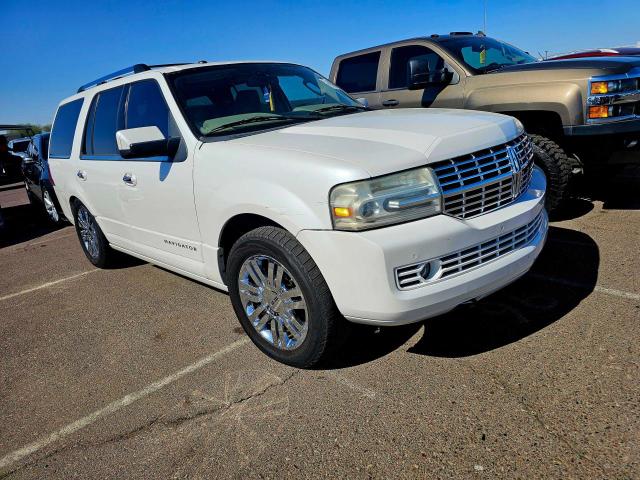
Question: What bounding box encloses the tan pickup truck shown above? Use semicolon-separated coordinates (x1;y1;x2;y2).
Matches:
330;32;640;212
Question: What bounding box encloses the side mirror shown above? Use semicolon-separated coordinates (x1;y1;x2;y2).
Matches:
355;97;369;108
116;126;180;160
408;58;454;90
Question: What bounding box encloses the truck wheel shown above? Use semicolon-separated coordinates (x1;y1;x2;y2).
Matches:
73;202;116;268
529;134;572;213
227;226;346;368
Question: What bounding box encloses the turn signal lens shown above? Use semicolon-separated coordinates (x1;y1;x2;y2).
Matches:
333;207;352;218
590;81;608;94
588;105;610;119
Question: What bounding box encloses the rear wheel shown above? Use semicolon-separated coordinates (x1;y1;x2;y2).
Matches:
43;189;62;224
73;202;115;268
530;134;572;214
227;226;346;368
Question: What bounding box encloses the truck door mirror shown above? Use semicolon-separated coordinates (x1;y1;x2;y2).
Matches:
116;126;180;160
408;58;454;90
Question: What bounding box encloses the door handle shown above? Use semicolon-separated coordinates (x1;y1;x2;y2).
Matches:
382;99;399;107
76;170;87;181
122;173;137;186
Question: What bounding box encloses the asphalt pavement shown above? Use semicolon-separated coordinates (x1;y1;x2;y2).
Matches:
0;170;638;479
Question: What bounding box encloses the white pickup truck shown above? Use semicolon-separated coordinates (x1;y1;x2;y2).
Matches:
48;61;547;367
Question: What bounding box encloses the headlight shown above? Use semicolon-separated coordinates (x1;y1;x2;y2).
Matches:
588;73;640;121
329;167;441;231
590;79;638;95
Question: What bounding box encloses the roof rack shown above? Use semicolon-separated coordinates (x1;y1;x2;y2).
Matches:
76;62;193;93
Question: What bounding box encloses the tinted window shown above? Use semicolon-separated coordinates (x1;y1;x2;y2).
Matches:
336;52;380;93
437;37;536;73
49;99;83;158
389;45;444;89
92;86;125;155
126;80;170;137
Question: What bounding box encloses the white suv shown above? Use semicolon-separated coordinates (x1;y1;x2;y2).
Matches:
48;61;547;367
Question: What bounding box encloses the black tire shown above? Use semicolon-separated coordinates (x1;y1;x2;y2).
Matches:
227;226;346;368
42;188;65;224
529;134;572;214
73;201;116;268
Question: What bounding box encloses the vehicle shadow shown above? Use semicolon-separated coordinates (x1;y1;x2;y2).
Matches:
0;203;67;248
555;164;640;220
323;225;599;368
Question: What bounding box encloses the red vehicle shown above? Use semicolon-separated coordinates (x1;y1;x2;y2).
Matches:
550;47;640;60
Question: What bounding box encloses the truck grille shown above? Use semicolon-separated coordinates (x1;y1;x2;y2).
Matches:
395;210;546;290
432;134;534;219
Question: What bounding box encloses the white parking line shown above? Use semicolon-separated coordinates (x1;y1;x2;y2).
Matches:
0;337;250;471
530;274;639;301
0;270;98;303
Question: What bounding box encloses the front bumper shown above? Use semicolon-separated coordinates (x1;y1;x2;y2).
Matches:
564;117;640;136
297;167;547;326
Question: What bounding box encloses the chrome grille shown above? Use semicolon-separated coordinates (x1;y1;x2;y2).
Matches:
394;211;546;290
432;134;534;219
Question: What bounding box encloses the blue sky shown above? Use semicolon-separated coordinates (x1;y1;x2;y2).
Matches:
1;0;638;125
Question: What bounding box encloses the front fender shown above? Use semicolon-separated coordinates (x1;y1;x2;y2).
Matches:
465;82;584;126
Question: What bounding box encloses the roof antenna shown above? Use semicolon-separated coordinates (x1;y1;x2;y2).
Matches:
483;0;487;34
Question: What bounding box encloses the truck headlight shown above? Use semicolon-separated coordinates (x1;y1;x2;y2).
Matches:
590;79;638;95
588;73;640;121
329;167;442;231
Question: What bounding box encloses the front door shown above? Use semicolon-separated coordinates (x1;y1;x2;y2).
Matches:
116;79;203;274
378;44;465;110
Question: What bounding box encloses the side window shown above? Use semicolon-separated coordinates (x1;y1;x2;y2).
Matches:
93;86;125;155
388;45;444;89
335;52;380;93
49;98;84;159
126;80;170;137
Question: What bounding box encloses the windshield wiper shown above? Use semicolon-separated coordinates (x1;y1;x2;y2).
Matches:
310;105;368;115
204;115;308;135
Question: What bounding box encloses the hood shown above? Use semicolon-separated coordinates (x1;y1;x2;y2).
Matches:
495;57;640;75
231;109;520;177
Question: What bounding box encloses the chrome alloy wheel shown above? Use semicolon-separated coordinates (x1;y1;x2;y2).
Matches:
43;190;60;222
238;255;308;351
77;206;99;260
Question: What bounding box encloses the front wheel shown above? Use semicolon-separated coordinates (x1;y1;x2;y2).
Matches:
529;134;572;214
227;226;346;368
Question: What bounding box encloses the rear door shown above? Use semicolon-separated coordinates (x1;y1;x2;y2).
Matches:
333;51;382;107
378;43;465;109
78;85;131;240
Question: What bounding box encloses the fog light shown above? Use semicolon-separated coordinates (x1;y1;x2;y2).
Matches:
588;105;610;119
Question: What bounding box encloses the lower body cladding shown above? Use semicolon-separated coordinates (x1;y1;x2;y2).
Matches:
297;167;547;326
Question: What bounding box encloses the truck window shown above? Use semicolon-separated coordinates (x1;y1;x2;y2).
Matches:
336;52;380;93
388;45;444;89
85;85;126;156
125;80;170;137
49;98;84;159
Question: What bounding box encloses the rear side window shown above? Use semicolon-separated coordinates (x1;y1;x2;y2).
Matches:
126;80;170;137
336;52;380;93
49;99;83;158
90;86;126;156
389;45;444;89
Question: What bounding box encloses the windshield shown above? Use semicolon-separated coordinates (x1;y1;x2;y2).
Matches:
438;37;537;73
168;63;363;136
